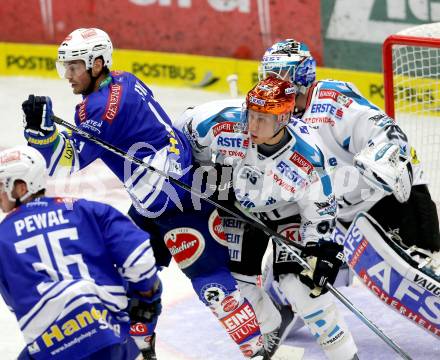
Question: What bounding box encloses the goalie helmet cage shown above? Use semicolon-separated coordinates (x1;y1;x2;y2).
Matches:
383;22;440;203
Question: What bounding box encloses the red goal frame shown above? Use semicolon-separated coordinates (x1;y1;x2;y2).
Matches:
383;34;440;118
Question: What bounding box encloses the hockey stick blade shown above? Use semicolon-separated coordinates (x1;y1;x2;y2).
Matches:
51;114;412;359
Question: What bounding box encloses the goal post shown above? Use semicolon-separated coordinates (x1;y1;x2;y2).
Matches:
383;22;440;201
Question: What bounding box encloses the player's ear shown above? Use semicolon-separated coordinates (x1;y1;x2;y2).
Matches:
12;180;28;199
91;58;104;77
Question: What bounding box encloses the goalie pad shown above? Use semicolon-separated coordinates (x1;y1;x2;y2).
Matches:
354;142;413;203
343;212;440;338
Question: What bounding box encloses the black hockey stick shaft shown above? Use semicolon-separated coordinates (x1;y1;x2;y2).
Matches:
52;115;412;359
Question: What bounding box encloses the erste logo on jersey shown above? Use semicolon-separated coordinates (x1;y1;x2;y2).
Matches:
289;151;313;175
276;161;307;188
165;227;205;269
318;89;353;108
217;133;249;160
217;136;248;148
103;83;122;123
311;103;343;119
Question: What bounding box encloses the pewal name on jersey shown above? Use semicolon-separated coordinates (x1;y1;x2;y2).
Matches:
344;215;440;338
14;209;69;237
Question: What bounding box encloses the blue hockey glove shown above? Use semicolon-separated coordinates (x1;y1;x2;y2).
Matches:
22;95;55;136
299;241;345;298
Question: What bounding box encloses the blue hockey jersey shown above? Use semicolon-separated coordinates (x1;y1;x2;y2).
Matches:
0;197;157;359
25;71;193;216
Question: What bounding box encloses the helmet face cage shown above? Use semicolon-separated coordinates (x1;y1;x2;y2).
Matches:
244;77;295;132
0;147;47;202
259;39;316;90
56;28;113;78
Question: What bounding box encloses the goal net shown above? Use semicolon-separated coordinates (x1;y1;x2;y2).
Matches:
383;22;440;202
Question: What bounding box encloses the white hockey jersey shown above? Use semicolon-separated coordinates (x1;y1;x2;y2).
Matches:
300;80;426;221
175;99;336;244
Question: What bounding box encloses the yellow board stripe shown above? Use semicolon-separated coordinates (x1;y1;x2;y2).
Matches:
1;42;387;110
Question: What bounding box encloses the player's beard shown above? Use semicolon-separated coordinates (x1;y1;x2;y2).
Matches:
82;69;101;96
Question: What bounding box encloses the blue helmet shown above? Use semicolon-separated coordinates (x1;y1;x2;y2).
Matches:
259;39;316;93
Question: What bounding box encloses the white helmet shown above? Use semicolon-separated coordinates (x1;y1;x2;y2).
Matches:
56;28;113;78
0;146;47;202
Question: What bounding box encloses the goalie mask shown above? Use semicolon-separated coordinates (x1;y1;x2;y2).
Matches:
0;146;47;203
259;39;316;94
56;28;113;79
243;77;296;134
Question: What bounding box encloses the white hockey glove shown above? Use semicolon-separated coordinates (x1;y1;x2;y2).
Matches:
354;142;413;203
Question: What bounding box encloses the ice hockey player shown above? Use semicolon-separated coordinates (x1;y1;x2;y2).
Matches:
175;77;359;359
0;145;160;360
259;39;440;337
20;28;267;359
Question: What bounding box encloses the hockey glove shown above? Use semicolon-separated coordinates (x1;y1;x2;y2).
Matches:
22;95;55;137
299;241;345;298
128;278;163;324
128;279;162;354
354;142;413;203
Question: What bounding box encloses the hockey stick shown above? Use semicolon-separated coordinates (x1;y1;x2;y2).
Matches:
52;115;412;359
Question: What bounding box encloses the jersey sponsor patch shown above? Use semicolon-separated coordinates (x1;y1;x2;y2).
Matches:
223;217;244;262
103;83;122;123
212;121;239;137
276;161;307;188
318;89;353;108
221;295;240;313
165;227;205;269
278;223;301;244
130;322;148;336
289;151;313;175
200;283;227;306
77;99;87;123
311;103;338;115
303;116;335;126
217;135;246;148
220;300;260;344
269;170;296;194
208;210;228;246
